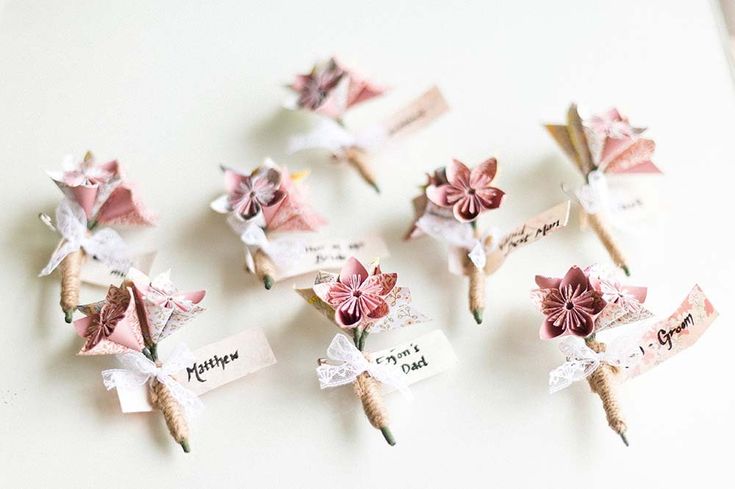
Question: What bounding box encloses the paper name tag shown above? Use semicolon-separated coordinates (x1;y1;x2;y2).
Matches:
272;236;389;281
448;201;571;276
114;328;276;413
493;201;571;259
370;330;457;389
620;285;718;381
381;86;449;140
81;251;156;287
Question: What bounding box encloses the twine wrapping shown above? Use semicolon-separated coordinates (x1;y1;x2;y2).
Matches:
345;147;380;193
253;248;276;289
59;249;85;323
464;226;486;324
585;212;630;276
584;337;628;445
150;372;190;453
353;371;395;445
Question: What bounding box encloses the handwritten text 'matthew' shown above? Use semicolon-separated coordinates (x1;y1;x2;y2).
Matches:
186;350;240;383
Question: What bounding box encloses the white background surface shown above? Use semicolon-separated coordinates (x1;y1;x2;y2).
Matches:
1;1;734;487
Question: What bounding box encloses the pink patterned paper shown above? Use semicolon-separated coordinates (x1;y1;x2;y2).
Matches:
619;285;717;381
74;285;146;356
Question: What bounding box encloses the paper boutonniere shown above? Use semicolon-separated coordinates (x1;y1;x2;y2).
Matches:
39;152;156;322
531;265;718;445
71;268;276;453
286;57;448;193
407;158;571;324
545;105;662;275
211;158;326;289
296;257;434;446
73;269;203;452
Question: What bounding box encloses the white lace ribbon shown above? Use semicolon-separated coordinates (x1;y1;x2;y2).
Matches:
39;199;131;276
548;336;642;393
416;213;500;270
101;343;204;419
235;220;306;271
574;170;612;215
316;334;413;399
287;118;387;156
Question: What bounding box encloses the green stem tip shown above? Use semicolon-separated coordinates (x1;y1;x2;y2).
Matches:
380;426;396;446
263;275;274;290
180;439;191;453
619;432;629;447
472;308;483;325
64;309;73;323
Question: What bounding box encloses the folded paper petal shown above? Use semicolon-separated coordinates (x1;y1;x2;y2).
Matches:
96;184;156;226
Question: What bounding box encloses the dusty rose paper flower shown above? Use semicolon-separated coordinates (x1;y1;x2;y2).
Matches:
83;285;131;350
535;266;606;339
49;155;121;219
224;167;287;221
325;257;397;328
425;159;505;223
290;58;384;119
260;167;326;232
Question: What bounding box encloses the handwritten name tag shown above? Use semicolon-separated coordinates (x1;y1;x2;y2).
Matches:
371;330;457;389
620;285;718;381
381;86;449;140
271;236;389;282
113;328;276;413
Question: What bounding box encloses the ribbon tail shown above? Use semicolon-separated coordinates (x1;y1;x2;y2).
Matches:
39;240;81;276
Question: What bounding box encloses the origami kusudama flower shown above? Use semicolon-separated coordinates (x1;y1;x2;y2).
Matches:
290;57;385;119
586;109;635;139
589;270;647;314
74;284;145;354
128;268;206;344
583;108;660;174
324;257;397;328
535;266;607;339
223;166;287;221
426;159;505;223
48;155;120;219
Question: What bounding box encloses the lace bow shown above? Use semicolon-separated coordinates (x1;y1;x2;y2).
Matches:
548;336;642;393
39;199;131;276
316;334;412;399
287;118;387;156
234;218;306;271
101;343;204;419
415;213;499;270
574;170;612;216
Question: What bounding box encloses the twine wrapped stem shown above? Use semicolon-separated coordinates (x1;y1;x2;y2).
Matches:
345;147;380;193
59;249;85;323
584;336;629;446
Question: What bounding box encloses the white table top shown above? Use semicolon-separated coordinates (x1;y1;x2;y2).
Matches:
1;0;734;487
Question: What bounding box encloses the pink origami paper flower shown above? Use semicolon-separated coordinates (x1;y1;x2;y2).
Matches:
535;266;607;339
426;159;505;223
323;257;397;328
128;268;206;344
290;57;385;119
589;271;647;314
74;285;145;355
217;166;287;221
48;154;156;226
226;167;287;221
586;109;635;139
49;155;121;219
584;109;660;175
